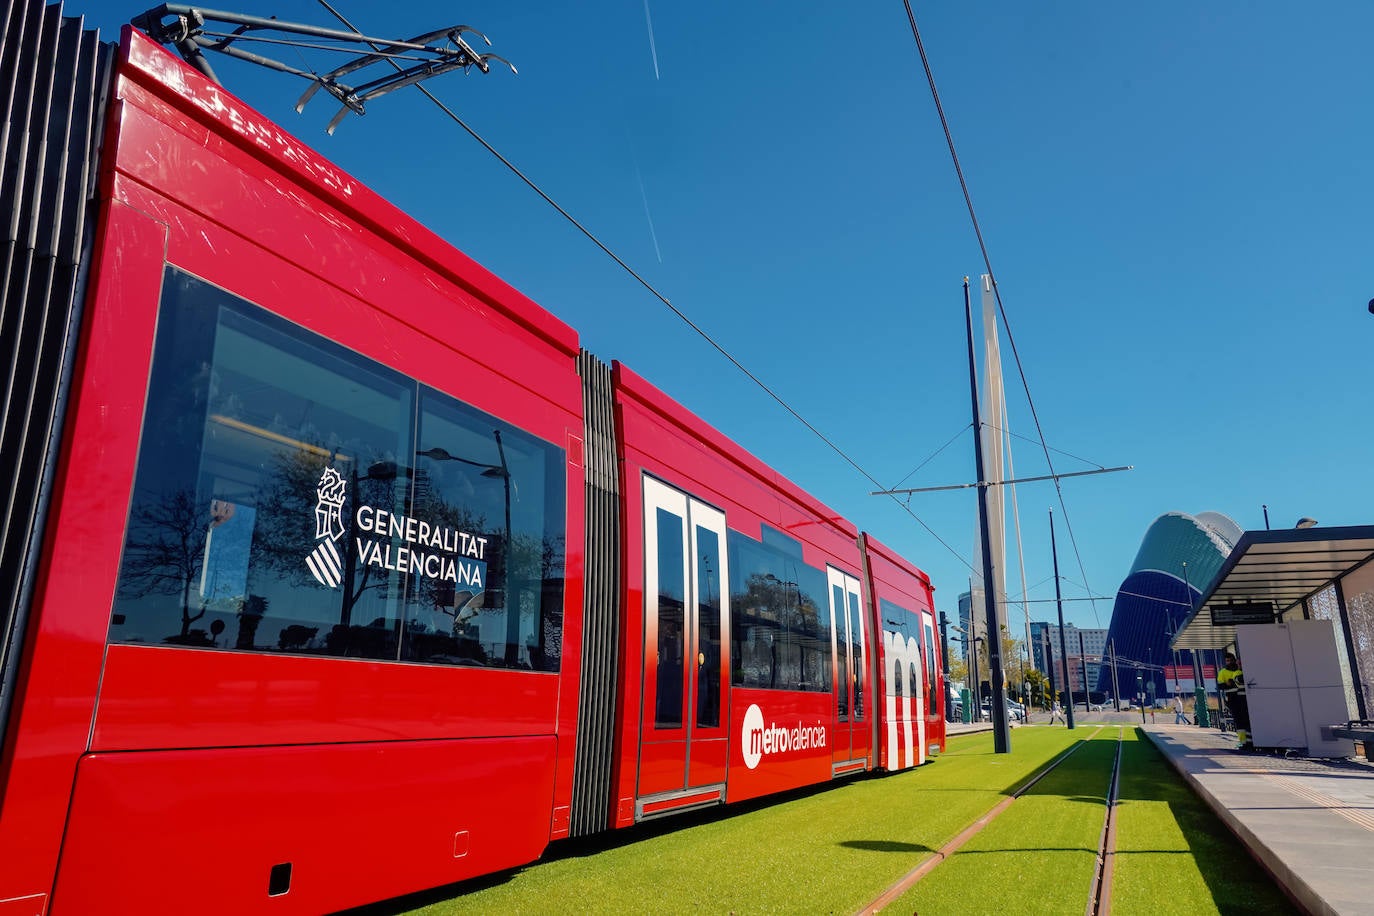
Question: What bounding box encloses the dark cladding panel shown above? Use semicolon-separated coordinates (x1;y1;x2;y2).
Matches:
569;350;621;837
0;1;113;751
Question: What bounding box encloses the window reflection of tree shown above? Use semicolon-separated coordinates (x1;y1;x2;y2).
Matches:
117;439;566;668
249;449;405;658
732;571;827;692
402;463;492;666
413;437;565;671
117;488;214;644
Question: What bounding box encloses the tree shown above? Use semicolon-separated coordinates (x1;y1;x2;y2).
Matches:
1024;668;1049;708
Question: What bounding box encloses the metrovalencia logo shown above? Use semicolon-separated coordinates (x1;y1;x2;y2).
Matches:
739;704;827;770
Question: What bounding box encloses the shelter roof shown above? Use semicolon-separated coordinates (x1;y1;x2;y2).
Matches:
1173;525;1374;649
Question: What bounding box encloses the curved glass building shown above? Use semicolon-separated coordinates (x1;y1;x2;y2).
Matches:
1097;512;1241;702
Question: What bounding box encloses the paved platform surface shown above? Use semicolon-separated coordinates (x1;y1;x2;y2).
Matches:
1142;724;1374;916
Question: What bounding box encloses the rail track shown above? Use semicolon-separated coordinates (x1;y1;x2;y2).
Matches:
858;725;1125;915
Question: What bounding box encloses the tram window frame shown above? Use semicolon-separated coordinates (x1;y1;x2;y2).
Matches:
107;267;566;672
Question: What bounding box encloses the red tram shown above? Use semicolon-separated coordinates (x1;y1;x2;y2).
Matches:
0;11;944;913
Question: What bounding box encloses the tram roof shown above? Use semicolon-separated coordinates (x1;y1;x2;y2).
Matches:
1172;525;1374;650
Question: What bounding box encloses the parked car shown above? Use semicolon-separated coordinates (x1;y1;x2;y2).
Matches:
980;701;1024;722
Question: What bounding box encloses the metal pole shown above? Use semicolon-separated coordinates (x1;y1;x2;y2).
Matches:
1043;629;1057;710
1138;669;1146;724
1183;561;1209;727
1050;508;1074;729
965;279;1010;752
1078;630;1090;712
1262;504;1271;530
1333;578;1370;721
939;612;953;720
960;628;968;686
494;430;518;667
1109;639;1121;711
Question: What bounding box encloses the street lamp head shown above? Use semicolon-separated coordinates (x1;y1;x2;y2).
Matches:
1295;517;1318;529
416;446;453;461
364;460;399;480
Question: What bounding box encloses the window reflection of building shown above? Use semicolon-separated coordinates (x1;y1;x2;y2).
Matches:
726;528;831;694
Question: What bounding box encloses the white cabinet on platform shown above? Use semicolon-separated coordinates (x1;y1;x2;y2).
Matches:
1237;619;1354;757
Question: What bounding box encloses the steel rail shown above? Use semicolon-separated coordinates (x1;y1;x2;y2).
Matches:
855;726;1106;914
1087;728;1125;916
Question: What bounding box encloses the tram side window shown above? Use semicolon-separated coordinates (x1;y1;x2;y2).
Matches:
695;525;722;728
849;590;865;719
404;390;566;670
654;508;686;728
108;268;565;671
727;531;831;692
834;583;849;720
924;620;939;713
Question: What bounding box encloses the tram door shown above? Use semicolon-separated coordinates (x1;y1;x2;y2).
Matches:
828;568;870;773
638;477;730;808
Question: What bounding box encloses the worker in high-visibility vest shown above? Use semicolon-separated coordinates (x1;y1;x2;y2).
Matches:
1217;652;1251;748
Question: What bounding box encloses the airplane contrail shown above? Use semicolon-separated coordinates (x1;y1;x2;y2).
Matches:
643;0;660;79
634;162;663;263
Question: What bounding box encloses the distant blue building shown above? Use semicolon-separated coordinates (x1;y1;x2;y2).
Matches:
1098;512;1241;702
1030;620;1051;673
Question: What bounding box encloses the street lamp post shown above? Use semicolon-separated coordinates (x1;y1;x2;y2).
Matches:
490;430;516;666
971;634;984;718
1147;647;1154;706
417;434;515;663
1050;508;1074;729
950;623;976;723
1078;630;1090;713
1182;561;1209;727
939;612;954;721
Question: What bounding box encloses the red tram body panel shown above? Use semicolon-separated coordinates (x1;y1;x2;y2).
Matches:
864;534;945;769
0;16;946;914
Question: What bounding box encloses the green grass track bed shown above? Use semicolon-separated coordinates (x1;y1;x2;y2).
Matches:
371;729;1082;915
890;727;1119;915
1111;728;1297;916
350;726;1294;915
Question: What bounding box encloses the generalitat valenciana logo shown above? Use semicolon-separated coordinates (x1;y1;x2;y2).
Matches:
307;467;348;588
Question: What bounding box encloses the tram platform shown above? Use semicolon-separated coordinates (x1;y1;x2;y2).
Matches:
1142;724;1374;916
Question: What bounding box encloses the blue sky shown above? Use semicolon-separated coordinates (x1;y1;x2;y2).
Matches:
74;1;1374;637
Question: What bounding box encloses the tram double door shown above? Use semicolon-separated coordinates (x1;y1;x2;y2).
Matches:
636;477;729;816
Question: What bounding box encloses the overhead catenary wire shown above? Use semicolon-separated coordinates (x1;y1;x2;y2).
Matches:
986;422;1110;470
890;422;972;492
900;0;1103;624
314;1;975;574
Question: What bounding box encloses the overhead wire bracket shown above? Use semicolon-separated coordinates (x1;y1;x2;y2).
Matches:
130;4;515;133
